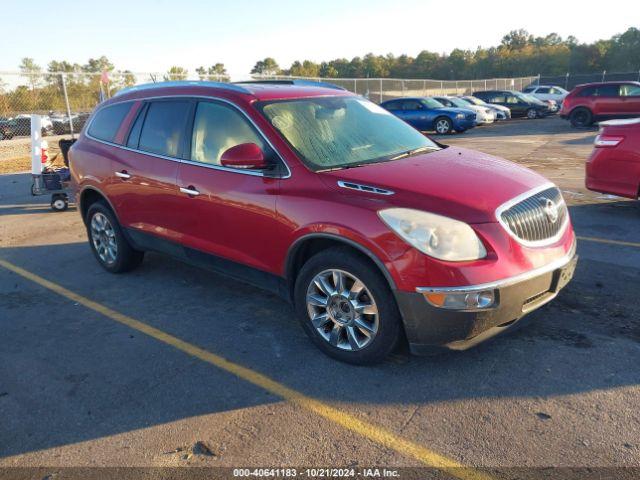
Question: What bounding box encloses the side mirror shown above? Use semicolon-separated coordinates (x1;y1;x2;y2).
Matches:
220;143;268;170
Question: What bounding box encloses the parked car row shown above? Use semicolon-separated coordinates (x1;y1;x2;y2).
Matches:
0;112;90;140
378;89;556;134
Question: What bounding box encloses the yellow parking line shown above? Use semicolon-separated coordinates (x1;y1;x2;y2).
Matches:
0;257;493;480
577;236;640;249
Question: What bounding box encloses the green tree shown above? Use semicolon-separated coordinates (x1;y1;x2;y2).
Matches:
251;57;280;76
165;66;189;81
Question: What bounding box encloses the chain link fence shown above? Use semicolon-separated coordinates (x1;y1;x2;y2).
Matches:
252;75;540;103
0;71;229;165
539;71;640;90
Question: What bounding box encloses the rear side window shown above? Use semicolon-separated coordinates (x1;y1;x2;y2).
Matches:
87;102;132;143
536;87;551;94
137;101;192;157
523;87;535;93
383;101;401;110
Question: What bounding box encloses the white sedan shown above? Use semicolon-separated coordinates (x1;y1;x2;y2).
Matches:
431;96;495;124
522;85;568;104
459;96;511;120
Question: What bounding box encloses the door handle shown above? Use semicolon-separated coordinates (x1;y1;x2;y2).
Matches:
180;186;200;197
115;171;131;179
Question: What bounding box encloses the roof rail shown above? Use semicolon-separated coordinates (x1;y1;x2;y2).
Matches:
113;80;251;97
235;79;346;91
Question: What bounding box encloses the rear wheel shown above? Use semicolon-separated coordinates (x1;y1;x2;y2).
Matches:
570;108;593;128
434;117;453;134
294;247;402;365
86;201;144;273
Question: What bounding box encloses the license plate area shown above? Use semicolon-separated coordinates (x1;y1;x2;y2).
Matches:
551;255;578;293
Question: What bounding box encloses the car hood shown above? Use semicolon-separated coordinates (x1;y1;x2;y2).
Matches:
320;146;550;224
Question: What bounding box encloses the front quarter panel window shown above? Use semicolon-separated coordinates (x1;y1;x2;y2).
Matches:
259;96;438;171
191;101;267;167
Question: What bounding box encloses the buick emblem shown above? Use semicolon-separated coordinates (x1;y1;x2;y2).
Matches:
540;197;559;224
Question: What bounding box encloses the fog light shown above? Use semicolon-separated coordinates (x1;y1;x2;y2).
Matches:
423;289;496;310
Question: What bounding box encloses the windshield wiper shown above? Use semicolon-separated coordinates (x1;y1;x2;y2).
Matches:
389;146;438;161
316;146;439;172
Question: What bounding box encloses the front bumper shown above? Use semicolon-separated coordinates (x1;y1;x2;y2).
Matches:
453;118;477;131
395;249;578;355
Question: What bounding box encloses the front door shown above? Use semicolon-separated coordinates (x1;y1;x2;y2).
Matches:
619;84;640;115
175;100;284;277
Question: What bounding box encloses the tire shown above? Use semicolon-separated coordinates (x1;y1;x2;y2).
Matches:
86;201;144;273
526;108;538;119
294;247;402;365
570;108;593;128
51;194;68;212
434;117;453;134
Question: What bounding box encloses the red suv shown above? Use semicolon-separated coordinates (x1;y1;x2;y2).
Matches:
70;81;577;364
586;118;640;198
560;81;640;127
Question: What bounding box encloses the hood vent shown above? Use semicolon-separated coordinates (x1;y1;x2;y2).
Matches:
337;181;394;196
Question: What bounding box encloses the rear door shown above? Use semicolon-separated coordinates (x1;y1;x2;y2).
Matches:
595;84;622;116
174;99;283;275
110;99;192;243
619;84;640;115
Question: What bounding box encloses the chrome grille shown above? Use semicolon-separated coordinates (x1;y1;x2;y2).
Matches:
499;186;568;245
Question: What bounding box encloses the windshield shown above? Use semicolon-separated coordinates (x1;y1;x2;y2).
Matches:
421;98;445;109
464;96;484;106
444;97;470;108
519;93;543;104
258;96;439;171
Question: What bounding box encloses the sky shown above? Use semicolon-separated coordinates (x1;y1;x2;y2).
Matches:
3;0;638;80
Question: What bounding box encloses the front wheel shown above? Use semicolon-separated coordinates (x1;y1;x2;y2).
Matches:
86;201;144;273
434;117;453;134
294;247;402;365
526;108;538;119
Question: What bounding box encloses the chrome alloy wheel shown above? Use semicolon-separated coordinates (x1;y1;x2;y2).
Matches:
435;119;451;134
90;212;118;265
306;269;379;351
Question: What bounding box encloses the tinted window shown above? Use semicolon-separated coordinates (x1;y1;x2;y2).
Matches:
490;94;506;103
138;101;191;157
523;87;535;93
88;102;132;143
191;102;267;167
402;100;423;110
596;85;619;97
383;101;401;110
620;84;640;96
579;86;596;97
435;98;452;107
536;87;551;94
126;104;147;148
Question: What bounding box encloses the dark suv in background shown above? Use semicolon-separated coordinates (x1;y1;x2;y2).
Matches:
473;90;551;118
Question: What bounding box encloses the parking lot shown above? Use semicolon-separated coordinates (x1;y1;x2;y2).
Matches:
1;116;639;478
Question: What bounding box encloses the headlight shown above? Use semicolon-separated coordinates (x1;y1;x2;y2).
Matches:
378;208;487;261
456;113;465;119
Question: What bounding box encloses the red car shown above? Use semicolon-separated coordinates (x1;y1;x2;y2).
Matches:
560;81;640;127
70;81;577;364
586;118;640;198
